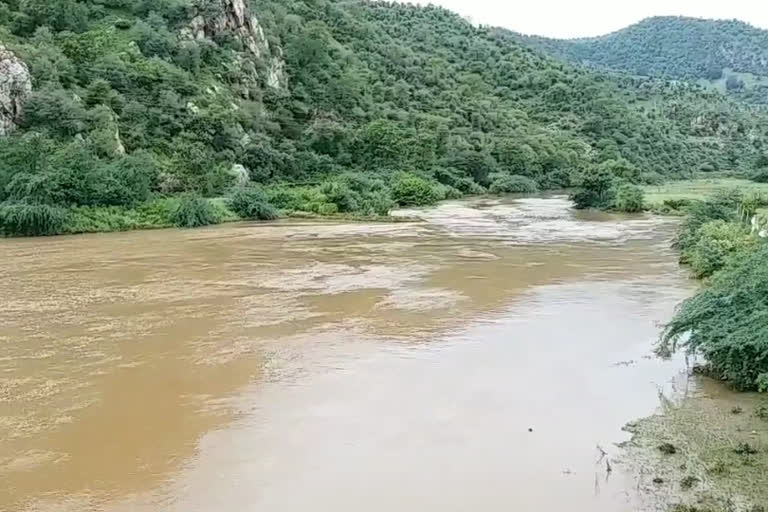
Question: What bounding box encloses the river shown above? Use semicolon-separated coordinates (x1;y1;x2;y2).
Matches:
0;196;693;511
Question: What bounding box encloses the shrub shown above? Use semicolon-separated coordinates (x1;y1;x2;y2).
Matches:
228;186;279;220
314;203;339;215
662;243;768;391
0;202;68;236
390;173;440;207
687;220;755;279
612;183;645;213
65;205;141;234
266;187;305;211
640;171;665;185
675;190;741;257
319;180;359;212
488;175;539;195
456;177;486;195
434;167;485;195
135;198;177;226
360;189;394;216
750;168;768;183
170;195;219;228
434;183;463;200
664;198;696;210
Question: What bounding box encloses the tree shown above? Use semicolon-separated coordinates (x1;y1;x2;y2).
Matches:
613;183;645;212
570;166;617;209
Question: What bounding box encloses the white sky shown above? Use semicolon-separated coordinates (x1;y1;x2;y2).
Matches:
410;0;768;38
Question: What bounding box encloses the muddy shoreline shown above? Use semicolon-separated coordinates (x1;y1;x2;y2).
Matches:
619;372;768;511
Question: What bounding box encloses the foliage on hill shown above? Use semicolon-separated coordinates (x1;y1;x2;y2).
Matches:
0;2;767;235
512;17;768;82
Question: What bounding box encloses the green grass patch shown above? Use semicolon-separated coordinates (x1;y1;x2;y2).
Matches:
643;179;768;211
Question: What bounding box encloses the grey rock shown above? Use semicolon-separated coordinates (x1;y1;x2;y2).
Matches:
0;44;32;136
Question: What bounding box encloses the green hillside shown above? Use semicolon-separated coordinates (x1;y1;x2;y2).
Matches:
514;16;768;80
0;1;766;235
512;16;768;103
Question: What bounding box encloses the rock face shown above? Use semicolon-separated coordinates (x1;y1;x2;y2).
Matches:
184;0;287;90
0;44;32;136
230;163;250;186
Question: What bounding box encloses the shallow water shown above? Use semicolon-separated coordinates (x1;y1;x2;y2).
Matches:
0;196;693;511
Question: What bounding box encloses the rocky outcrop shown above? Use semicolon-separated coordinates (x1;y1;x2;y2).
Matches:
113;123;126;155
229;163;250;186
0;44;32;136
183;0;287;90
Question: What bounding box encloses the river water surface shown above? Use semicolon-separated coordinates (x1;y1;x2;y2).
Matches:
1;197;692;511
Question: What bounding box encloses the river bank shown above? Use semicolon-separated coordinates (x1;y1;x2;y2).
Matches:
1;177;758;239
620;378;768;512
622;177;768;512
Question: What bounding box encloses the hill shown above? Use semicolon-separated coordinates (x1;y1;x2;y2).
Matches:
514;16;768;80
0;1;767;235
512;16;768;103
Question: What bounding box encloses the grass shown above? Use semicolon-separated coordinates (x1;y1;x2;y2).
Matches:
643;178;768;211
51;198;240;236
1;195;411;237
697;68;768;94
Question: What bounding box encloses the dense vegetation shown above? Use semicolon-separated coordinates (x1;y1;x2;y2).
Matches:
511;17;768;105
0;1;768;236
661;189;768;391
513;17;768;82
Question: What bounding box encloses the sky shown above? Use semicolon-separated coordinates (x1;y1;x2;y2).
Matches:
410;0;768;38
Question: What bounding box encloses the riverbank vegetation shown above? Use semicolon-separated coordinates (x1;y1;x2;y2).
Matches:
2;1;768;236
643;179;768;214
658;188;768;392
569;162;647;212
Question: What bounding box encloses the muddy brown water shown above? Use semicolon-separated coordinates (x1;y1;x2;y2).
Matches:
1;197;694;511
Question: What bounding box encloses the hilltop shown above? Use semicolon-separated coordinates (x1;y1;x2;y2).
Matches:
511;16;768;102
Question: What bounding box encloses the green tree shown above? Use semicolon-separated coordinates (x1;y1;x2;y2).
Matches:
570;166;617;209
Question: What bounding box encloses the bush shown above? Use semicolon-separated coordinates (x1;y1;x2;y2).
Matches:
673;191;741;256
687;220;755;278
266;187;306;211
456;177;486;195
314;202;339;215
65;205;142;234
662;243;768;391
170;195;219;228
0;202;68;236
228;186;279;220
612;183;645;212
434;183;463;200
265;185;340;216
360;189;394;216
750;168;768;183
390;173;440;207
675;190;741;257
488;175;539;195
319;180;359;212
640;171;665;186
